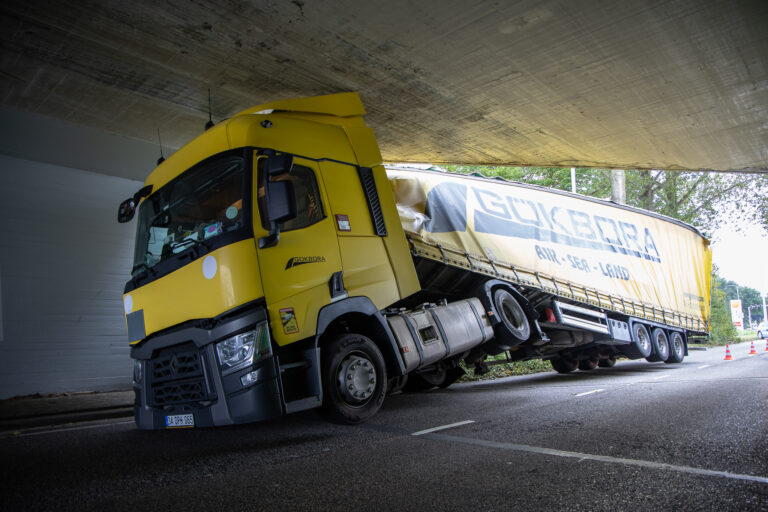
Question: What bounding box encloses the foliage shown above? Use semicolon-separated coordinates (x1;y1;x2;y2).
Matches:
459;355;552;382
709;270;738;344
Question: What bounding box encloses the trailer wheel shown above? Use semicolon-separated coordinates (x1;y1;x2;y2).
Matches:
405;368;447;391
492;288;531;344
578;358;599;370
550;356;578;373
598;355;616;368
646;328;670;362
621;323;652;359
320;333;387;424
665;332;685;364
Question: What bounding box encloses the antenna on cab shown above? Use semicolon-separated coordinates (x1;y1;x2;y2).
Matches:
205;89;215;130
156;128;165;165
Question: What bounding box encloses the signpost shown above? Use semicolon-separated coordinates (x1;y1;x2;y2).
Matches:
730;299;744;331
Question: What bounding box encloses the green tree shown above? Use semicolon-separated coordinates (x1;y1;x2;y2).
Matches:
724;282;764;325
710;270;738;344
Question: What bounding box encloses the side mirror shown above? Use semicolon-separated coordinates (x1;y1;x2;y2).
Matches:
118;198;136;223
259;180;298;248
265;180;298;224
263;153;294;177
117;185;153;223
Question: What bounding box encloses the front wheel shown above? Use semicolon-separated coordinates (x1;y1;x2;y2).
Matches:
320;333;387;424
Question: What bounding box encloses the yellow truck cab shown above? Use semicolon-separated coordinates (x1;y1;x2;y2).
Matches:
119;93;710;429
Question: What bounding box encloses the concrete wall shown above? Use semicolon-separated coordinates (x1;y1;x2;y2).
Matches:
0;109;160;398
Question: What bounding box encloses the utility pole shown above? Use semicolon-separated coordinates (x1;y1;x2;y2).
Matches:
763;291;767;323
611;169;626;204
570;167;576;193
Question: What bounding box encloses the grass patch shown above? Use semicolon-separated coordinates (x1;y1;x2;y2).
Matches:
459;355;552;382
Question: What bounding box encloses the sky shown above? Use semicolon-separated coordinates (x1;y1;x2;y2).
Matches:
711;221;768;295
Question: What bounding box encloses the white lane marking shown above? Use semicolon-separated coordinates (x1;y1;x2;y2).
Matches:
698;364;712;369
426;433;768;485
574;389;604;397
653;374;670;380
5;420;135;438
412;420;475;436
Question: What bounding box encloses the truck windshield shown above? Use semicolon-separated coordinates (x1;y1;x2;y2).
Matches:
132;154;246;277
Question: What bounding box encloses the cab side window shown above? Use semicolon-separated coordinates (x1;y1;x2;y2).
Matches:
259;164;325;231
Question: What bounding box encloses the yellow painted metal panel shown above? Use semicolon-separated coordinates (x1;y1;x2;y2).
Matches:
124;239;263;341
320;160;376;237
338;236;401;310
387;168;712;329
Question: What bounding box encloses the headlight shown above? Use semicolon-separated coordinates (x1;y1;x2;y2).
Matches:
133;360;143;384
216;323;271;375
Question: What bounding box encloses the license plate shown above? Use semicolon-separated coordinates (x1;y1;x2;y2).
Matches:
165;414;194;428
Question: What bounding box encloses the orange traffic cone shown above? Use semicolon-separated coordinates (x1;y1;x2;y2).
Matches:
724;344;734;360
765;339;768;352
749;341;758;355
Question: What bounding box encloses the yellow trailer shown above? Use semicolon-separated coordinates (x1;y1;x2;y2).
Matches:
118;93;711;429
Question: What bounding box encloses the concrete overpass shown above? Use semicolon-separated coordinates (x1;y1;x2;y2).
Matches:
2;0;767;175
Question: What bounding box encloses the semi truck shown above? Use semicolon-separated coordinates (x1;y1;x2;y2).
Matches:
117;92;711;429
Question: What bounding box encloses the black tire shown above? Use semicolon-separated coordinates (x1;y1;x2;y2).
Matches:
646;328;670;362
578;358;599;371
758;330;764;339
598;355;616;368
492;288;531;345
550;356;578;374
622;323;652;359
387;374;409;394
665;331;685;364
404;368;448;392
320;333;387;424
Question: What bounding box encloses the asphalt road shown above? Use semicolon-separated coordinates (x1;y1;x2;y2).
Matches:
1;343;766;511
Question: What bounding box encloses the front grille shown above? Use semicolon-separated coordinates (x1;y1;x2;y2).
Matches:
148;345;212;406
152;351;202;383
153;379;207;405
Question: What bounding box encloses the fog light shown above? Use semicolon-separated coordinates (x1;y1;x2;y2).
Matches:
241;369;262;387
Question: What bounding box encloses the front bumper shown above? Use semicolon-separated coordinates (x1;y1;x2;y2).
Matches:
130;305;283;429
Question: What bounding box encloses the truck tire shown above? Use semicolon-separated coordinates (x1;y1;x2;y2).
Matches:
665;331;685;364
578;358;599;370
598;355;616;368
492;288;531;345
320;333;387;424
550;356;578;373
621;323;652;359
646;328;670;362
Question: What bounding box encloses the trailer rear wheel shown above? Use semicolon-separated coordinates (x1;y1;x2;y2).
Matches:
578;358;599;370
621;323;652;359
492;288;531;344
550;356;578;373
320;333;387;424
665;332;685;364
598;355;616;368
646;328;670;362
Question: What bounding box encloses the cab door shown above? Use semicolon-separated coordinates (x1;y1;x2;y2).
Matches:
254;154;341;346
